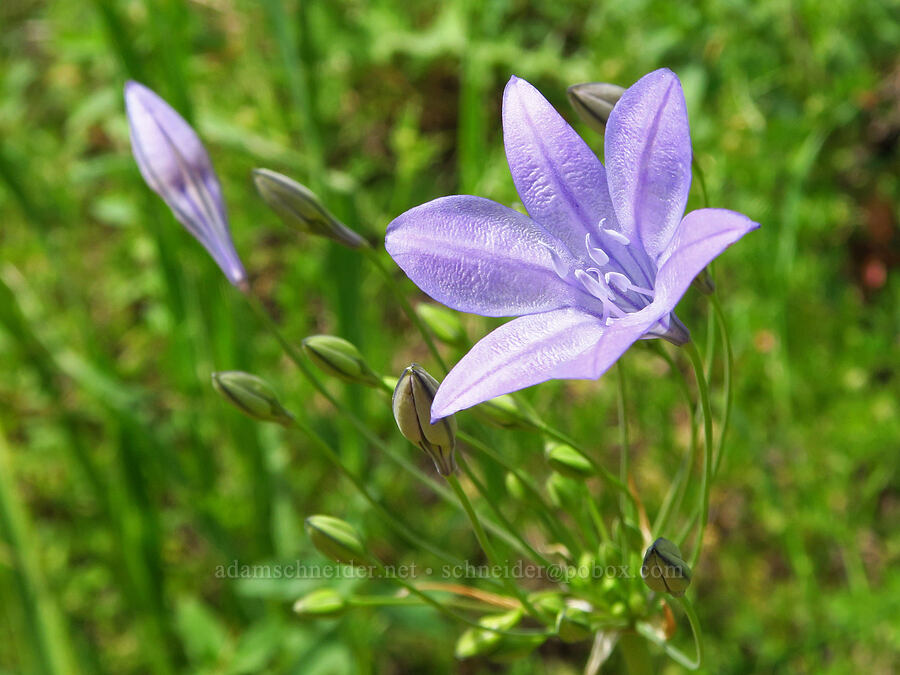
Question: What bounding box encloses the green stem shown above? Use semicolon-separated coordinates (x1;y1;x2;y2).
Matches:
536;421;638;513
457;458;555;568
685;342;713;569
457;430;578;556
446;475;542;621
288;417;462;566
368;558;551;636
651;345;698;537
361;247;448;373
616;361;634;551
619;632;654;675
585;490;611;545
243;291;513;550
710;294;733;477
636;596;703;670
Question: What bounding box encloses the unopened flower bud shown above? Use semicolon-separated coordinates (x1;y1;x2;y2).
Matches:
545;441;596;479
546;472;581;510
252;168;367;248
301;335;381;387
566;82;625;134
473;394;541;431
641;537;692;597
211;371;293;425
305;515;368;567
293;588;347;619
392;364;457;475
415;304;467;346
454;610;545;662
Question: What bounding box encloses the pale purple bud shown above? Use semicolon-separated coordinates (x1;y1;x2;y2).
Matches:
124;81;247;288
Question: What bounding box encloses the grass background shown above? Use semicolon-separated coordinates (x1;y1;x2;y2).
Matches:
1;0;898;672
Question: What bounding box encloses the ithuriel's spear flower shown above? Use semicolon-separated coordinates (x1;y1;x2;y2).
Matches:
386;69;759;419
124;81;247;288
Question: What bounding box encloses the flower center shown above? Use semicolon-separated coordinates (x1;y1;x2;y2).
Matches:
543;220;657;325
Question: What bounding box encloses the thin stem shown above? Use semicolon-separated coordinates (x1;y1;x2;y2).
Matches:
536;421;638;513
585;489;611;545
367;558;551;636
457;457;555;568
636;596;703;670
361;247;448;373
243;291;515;549
288;417;462;566
618;632;654;675
457;430;578;556
685;342;713;569
710;294;733;478
651;345;698;537
446;474;542;621
616;361;634;553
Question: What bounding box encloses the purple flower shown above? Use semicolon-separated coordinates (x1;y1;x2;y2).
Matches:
386;69;759;420
124;81;247;288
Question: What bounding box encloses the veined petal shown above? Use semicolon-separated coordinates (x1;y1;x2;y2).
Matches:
652;208;760;309
125;81;246;286
605;69;692;262
431;307;658;419
386;195;596;317
503;76;620;255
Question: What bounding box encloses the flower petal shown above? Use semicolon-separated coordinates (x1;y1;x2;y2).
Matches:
605;69;692;262
386;195;598;317
653;208;760;309
503;76;619;255
431;307;658;419
125;81;246;286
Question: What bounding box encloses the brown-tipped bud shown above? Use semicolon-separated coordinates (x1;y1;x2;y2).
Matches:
545;441;596;479
211;371;294;426
301;335;382;387
252;168;367;248
292;589;347;619
415;304;467;346
391;364;457;475
566;82;626;134
693;267;716;294
641;537;692;597
305;515;368;567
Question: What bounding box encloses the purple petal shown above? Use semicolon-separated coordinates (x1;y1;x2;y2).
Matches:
652;208;760;309
431;307;658;419
605;69;692;262
124;81;246;287
503;76;620;255
386;195;599;317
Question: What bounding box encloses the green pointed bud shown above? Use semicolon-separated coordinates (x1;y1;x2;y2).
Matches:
454;610;523;660
301;335;381;387
473;394;541;431
504;472;526;501
292;589;347;619
641;537;692;597
545;441;596;479
415;304;467;346
566;82;626;134
546;472;581;510
252;168;367;248
211;371;293;425
305;515;368;567
392;364;457;475
555;605;594;643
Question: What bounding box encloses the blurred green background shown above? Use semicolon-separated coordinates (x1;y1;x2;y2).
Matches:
1;0;898;672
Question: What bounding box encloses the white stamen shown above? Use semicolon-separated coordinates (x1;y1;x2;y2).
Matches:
601;227;630;246
539;241;569;280
584;233;610;266
575;269;609;300
604;271;632;293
